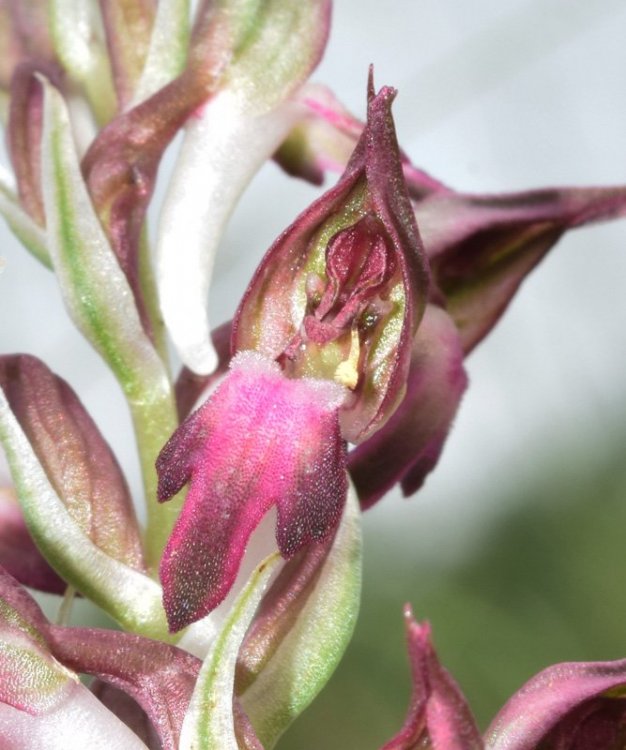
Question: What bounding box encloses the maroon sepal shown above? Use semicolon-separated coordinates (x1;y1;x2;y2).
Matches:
48;624;200;750
417;185;626;353
381;606;482;750
0;354;145;570
8;62;63;227
485;657;626;750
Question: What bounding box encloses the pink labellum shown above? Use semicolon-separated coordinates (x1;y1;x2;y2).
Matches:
157;351;348;632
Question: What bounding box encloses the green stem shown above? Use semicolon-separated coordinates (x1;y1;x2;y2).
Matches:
138;227;171;371
127;385;184;570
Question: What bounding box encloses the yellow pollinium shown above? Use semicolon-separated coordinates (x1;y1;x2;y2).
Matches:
334;327;361;389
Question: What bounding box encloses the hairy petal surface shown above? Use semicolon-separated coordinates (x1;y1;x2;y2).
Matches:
158;351;347;632
381;607;482;750
348;305;467;507
485;659;626;750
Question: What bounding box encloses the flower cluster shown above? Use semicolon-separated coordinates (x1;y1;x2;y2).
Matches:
0;2;624;748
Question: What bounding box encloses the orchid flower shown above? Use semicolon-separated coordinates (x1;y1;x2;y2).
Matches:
272;85;626;508
156;78;427;631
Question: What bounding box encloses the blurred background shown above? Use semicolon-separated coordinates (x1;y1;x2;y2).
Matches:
1;0;626;744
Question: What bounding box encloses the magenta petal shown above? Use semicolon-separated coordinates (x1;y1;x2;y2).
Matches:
485;658;626;750
348;305;467;508
381;607;482;750
158;351;348;632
